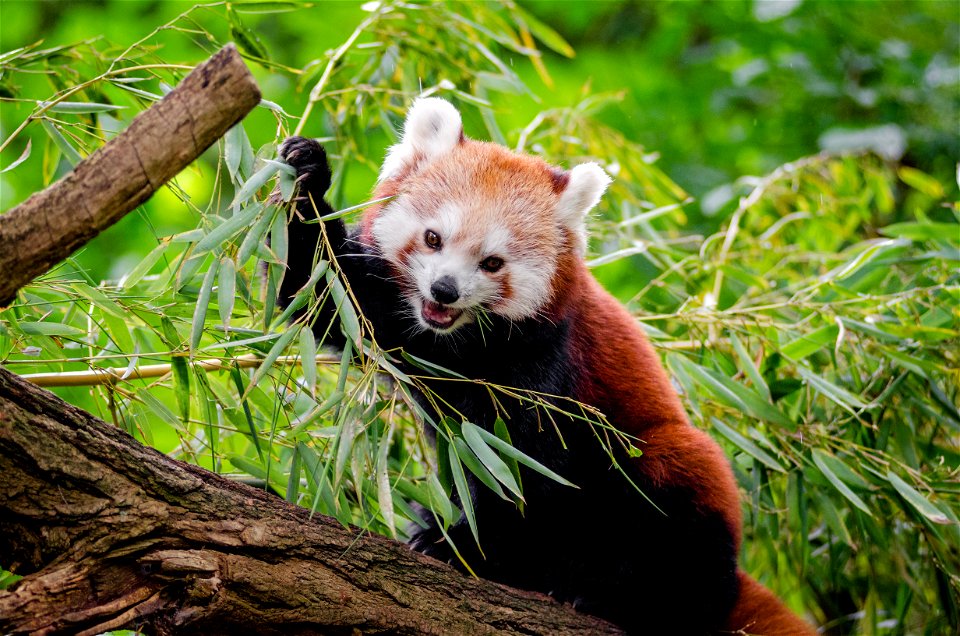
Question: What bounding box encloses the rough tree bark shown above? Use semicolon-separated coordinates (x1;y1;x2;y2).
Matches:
0;367;621;635
0;44;261;306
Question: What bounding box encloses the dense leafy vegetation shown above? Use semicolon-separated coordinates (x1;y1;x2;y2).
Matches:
1;2;957;634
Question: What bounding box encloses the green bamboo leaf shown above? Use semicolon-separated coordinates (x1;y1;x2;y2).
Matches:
376;422;397;538
461;422;523;500
171;356;190;423
811;488;855;547
471;424;577;488
299;328;317;396
324;269;361;346
230;364;262;460
278;166;296;202
435;428;453;496
334;411;359;486
453;437;509;501
448;440;479;546
246;326;298;393
40;100;125;113
71;282;126;320
305;195;397;223
233;163;280;205
897;166;945;199
237;208;275;265
886;471;950;525
1;138;30;173
272;259;329;327
672;355;795;429
41;120;81;165
194;204;262;256
218;257;236;333
102;312;134;354
494;417;523;499
401;351;468;379
812;450;873;516
880;222;959;241
814;450;872;491
138;389;180;429
729;334;770;401
781;325;840;361
512;4;575;57
425;474;456;529
285;445;301;504
19;321;85;337
270;208;288;264
795;365;867;411
229;454;267;480
711;419;786;473
224;124;245;183
189;259;219;353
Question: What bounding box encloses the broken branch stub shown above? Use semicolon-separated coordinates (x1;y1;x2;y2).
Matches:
0;43;261;306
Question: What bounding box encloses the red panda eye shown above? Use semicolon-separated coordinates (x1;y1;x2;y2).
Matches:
424;230;441;250
480;256;504;273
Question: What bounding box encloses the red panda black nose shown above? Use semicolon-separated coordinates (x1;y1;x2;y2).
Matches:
430;276;460;304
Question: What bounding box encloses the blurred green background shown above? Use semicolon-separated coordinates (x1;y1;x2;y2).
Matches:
2;0;957;283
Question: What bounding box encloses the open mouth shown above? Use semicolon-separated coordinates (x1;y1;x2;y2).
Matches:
421;299;464;331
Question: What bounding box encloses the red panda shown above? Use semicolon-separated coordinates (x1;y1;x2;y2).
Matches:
278;98;817;635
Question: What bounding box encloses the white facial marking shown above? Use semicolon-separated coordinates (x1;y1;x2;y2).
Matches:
371;197;420;261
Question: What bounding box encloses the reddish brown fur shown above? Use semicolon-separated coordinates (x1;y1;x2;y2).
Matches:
548;256;815;635
725;572;819;635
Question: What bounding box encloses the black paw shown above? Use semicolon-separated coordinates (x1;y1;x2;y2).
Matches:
279;136;331;196
409;528;457;563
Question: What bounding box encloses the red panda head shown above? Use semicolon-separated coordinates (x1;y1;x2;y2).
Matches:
369;98;610;333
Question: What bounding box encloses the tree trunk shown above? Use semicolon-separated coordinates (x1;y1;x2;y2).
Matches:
0;44;261;306
0;367;621;635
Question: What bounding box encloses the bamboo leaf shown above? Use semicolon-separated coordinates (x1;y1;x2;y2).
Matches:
19;322;85;337
246;326;299;393
233;163;280;205
1;139;31;173
194;204;262;256
712;418;786;473
471;424;577;488
299;328;317;396
886;471;950;525
41;120;81;166
171;356;190;423
796;365;867;411
812;450;873;516
324;269;361;346
218;257;236;333
448;440;479;546
453;437;509;501
40;100;126;113
189;259;219;353
461;422;523;500
729;334;770;401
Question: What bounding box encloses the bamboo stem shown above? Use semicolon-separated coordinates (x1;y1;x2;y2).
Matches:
20;354;341;388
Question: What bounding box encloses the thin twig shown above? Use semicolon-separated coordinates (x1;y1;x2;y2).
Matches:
20;353;341;388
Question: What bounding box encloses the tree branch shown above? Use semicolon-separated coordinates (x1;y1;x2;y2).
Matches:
0;367;621;635
0;44;261;306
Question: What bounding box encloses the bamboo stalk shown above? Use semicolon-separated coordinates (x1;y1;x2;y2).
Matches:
20;354;341;388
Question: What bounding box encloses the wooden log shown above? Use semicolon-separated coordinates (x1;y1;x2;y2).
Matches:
0;367;622;635
0;44;261;306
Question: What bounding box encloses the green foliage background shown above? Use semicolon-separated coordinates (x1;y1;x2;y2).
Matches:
0;1;957;634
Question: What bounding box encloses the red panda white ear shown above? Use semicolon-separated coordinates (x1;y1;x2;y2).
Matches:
555;162;611;254
379;98;463;182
